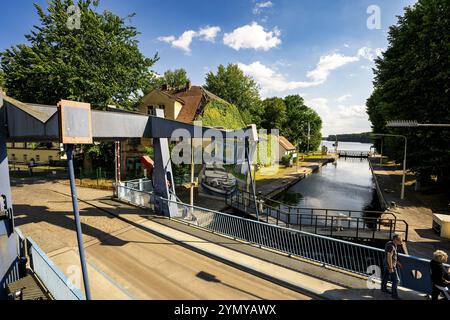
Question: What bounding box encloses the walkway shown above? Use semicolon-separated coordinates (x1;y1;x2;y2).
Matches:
369;157;450;258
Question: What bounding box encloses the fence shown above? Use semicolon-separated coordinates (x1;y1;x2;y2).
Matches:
116;183;154;209
168;198;442;295
227;190;409;242
10;228;85;300
116;180;445;295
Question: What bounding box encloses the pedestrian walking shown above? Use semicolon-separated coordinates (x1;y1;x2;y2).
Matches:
381;234;403;299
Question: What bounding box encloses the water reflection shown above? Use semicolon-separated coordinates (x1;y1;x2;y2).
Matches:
276;142;378;215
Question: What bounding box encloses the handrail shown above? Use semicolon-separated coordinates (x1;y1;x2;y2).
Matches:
237;188;400;226
117;179;442;294
227;190;409;242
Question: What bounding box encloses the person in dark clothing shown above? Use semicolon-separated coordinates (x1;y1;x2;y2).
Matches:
430;250;450;300
381;234;403;299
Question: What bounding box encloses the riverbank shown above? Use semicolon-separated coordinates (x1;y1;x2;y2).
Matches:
255;156;337;199
369;157;450;259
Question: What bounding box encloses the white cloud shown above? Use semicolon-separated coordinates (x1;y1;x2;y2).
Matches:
171;30;198;53
223;22;281;51
238;52;359;95
158;26;221;54
198;26;221;42
357;46;384;61
238;61;318;96
253;1;274;14
306;98;370;136
336;94;352;103
307;53;359;83
157;36;176;43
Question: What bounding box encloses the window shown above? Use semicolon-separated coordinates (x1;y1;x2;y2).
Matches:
147;106;154;115
36;155;40;162
23;154;27;162
48;156;53;162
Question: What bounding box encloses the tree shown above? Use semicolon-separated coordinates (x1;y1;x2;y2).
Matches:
205;64;263;126
367;0;450;185
261;97;287;130
145;68;190;93
0;69;4;89
283;95;322;152
163;69;190;90
0;0;158;110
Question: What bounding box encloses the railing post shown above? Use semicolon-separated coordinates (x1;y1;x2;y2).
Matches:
315;216;318;234
330;216;334;237
356;218;359;239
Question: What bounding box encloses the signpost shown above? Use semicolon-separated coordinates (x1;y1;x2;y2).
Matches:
58;100;93;300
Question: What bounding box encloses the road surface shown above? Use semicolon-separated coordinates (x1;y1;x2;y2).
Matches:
12;178;310;300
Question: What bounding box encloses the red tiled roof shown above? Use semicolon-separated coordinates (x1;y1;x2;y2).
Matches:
279;136;296;150
164;86;207;123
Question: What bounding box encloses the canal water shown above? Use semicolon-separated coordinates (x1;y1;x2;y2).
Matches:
275;141;381;215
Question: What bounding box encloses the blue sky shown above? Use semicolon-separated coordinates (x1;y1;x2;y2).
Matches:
0;0;417;135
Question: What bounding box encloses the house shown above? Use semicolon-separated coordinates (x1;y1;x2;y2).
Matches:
119;82;246;179
6;142;63;165
278;136;297;160
137;82;239;124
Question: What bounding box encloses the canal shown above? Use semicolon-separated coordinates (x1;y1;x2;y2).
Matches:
275;141;381;216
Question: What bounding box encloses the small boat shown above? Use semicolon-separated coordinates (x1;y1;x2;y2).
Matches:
201;164;236;195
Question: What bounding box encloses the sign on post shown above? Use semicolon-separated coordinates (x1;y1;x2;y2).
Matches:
58;100;93;144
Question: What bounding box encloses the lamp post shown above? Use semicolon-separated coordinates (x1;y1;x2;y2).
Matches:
371;133;408;200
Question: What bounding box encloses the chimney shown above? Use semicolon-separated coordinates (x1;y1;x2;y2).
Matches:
185;80;192;91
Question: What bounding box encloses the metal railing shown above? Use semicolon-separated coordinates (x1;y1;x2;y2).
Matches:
226;190;409;242
26;237;85;300
163;197;442;295
116;184;154;209
123;178;153;193
116;179;442;295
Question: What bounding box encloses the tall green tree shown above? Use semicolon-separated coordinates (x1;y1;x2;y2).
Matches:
0;69;4;89
0;0;158;110
283;95;322;152
261;97;287;130
163;69;190;90
146;68;190;93
205;64;263;126
367;0;450;184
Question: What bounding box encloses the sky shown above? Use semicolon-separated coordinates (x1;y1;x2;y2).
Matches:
0;0;418;136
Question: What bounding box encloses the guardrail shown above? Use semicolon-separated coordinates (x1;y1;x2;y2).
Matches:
116;184;154;209
368;159;390;210
227;190;409;242
164;197;442;295
12;228;85;300
116;179;443;295
27;238;85;300
122;178;153;193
